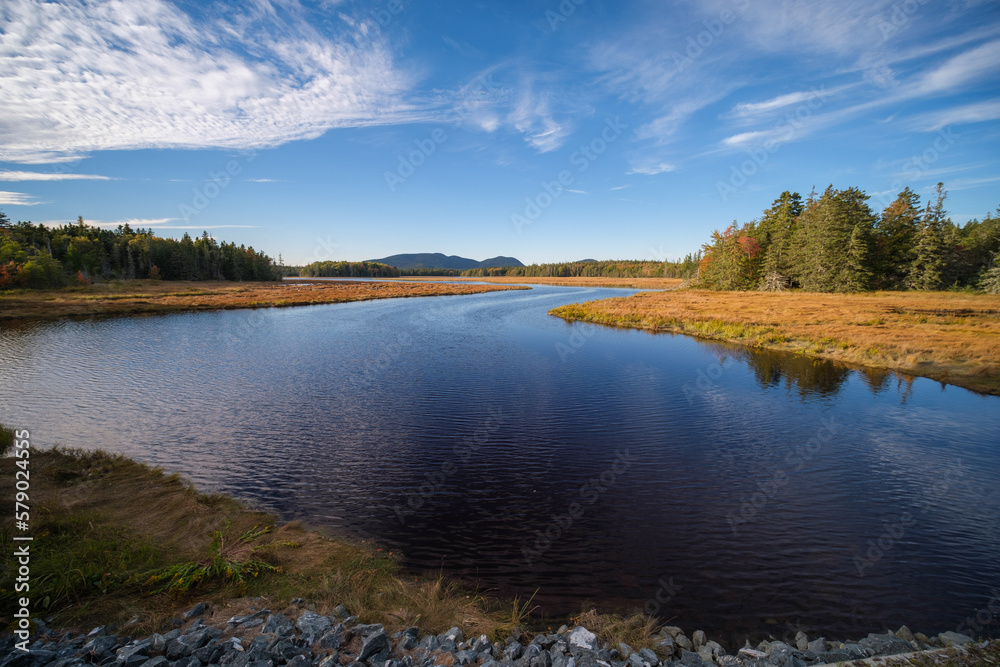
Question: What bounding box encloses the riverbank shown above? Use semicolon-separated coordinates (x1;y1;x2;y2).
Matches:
2;442;997;667
0;280;528;322
550;289;1000;396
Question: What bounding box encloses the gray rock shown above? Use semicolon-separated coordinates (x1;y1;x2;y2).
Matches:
705;641;723;658
295;611;332;641
228;611;271;629
183;603;208;619
653;636;674;658
443;627;465;644
419;635;439;651
248;661;273;667
551;655;569;667
79;636;119;660
505;644;523;661
455;651;478;666
818;650;852;663
674;635;693;652
938;631;974;647
794;632;808;652
220;652;250;667
895;626;915;643
532;651;553;667
696;646;713;664
193;644;222;664
678;649;702;667
399;635;418;652
638;648;658;667
317;656;340;667
331;605;350;620
286;656;311;667
765;641;794;665
737;648;766;660
691;632;706;651
353;624;385;638
660;627;683;640
840;643;869;659
148;635;167;657
858;633;912;655
320;627;344;650
359;630;390;662
715;658;741;667
805;638;825;654
165;639;193;661
261;614;294;636
569;628;598;652
173;657;203;667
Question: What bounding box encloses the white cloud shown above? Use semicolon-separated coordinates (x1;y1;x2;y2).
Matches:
916;40;1000;95
85;217;176;227
246;178;282;183
0;0;420;163
0;191;46;205
732;91;819;117
567;189;588;194
0;170;113;181
627;162;675;176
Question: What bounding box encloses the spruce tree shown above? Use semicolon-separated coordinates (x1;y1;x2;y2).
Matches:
907;183;947;290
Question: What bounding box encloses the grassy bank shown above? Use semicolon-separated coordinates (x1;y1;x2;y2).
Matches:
550;289;1000;396
0;279;528;322
0;445;544;639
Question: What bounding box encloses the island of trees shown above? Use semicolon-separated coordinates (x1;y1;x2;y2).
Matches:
0;214;281;288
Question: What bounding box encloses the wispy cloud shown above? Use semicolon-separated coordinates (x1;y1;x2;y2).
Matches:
0;191;46;205
627;162;676;176
246;178;282;183
909;99;1000;131
0;0;421;163
0;171;114;181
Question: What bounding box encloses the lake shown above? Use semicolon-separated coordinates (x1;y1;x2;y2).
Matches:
2;284;998;644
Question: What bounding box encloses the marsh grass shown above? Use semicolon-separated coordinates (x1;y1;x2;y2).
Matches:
0;280;528;322
550;289;1000;395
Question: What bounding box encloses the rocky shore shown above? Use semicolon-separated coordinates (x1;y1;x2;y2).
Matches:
2;602;993;667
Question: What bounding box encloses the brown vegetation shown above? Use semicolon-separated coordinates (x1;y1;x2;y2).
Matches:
550;289;1000;395
0;279;528;322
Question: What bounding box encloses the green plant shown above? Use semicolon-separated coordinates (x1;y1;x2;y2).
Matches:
144;523;280;594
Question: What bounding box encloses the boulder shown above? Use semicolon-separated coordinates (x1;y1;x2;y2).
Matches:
938;631;974;647
569;628;598;652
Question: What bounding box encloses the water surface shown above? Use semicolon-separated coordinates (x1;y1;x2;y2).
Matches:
2;284;998;644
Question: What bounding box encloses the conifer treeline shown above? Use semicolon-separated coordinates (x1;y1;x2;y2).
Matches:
463;258;700;279
0;214;281;288
297;261;400;278
698;184;1000;293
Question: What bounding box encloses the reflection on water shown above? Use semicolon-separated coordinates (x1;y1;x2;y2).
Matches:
697;341;914;399
1;285;998;646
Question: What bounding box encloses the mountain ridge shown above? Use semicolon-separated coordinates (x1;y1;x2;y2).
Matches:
366;253;524;270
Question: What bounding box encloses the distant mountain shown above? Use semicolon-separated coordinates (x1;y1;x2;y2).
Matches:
366;253;524;270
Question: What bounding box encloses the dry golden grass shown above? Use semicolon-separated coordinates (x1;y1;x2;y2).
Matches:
551;289;1000;395
0;279;527;322
0;448;525;638
392;276;686;289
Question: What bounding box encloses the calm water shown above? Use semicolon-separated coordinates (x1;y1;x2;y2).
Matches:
2;284;999;644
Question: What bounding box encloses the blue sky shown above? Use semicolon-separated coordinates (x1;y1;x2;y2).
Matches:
1;0;998;265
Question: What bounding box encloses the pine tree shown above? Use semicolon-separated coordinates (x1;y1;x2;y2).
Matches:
907;183;947;290
758;191;803;284
873;188;921;288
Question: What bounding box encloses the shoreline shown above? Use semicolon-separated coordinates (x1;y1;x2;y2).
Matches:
0;279;529;323
549;288;1000;396
2;445;995;667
